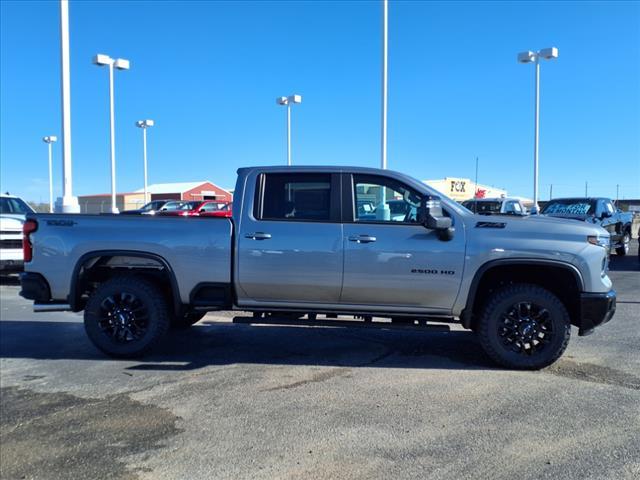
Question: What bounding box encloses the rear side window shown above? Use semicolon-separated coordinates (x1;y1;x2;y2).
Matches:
256;173;333;221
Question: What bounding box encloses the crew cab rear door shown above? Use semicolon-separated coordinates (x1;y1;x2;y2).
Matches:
236;172;343;304
340;173;465;311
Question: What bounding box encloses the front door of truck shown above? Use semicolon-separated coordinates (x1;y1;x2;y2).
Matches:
237;172;344;305
341;174;465;311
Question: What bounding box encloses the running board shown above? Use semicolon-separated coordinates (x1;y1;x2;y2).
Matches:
232;316;451;332
34;303;72;312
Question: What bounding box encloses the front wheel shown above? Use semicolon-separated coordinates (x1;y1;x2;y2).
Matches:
477;284;571;370
84;276;170;358
615;231;630;256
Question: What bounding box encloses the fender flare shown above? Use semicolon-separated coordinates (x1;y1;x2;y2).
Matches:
69;250;182;315
460;258;584;328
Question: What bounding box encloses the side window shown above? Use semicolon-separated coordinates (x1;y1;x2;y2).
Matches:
257;173;333;221
504;201;516;213
353;174;422;224
605;201;615;215
200;203;217;212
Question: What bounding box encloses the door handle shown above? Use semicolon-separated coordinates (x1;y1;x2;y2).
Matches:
348;235;377;244
245;232;272;240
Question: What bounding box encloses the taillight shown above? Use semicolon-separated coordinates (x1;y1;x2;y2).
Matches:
23;219;38;262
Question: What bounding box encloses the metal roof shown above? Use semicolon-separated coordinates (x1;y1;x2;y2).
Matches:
134;181;214;194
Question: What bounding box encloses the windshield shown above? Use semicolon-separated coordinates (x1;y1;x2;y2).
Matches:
541;199;595;215
462;200;501;214
0;197;35;215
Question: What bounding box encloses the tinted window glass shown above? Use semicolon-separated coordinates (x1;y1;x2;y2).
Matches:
462;200;502;214
541;200;595;215
162;201;184;211
0;197;34;214
260;173;332;221
353;175;421;223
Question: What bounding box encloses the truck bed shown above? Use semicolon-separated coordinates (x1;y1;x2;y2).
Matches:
27;214;233;304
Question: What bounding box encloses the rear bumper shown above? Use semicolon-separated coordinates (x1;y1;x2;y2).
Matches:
577;290;616;336
19;272;52;303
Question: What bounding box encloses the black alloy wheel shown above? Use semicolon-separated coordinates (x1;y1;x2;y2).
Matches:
497;301;553;356
98;292;150;343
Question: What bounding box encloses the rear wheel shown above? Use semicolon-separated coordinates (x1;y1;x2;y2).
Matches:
477;284;570;370
84;276;170;358
615;231;630;256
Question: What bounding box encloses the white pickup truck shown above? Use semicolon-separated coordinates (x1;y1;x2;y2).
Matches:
20;166;616;369
1;193;35;272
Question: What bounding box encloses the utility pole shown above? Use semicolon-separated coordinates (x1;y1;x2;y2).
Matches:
381;0;388;170
474;157;479;197
585;181;588;197
57;0;80;212
549;184;553;200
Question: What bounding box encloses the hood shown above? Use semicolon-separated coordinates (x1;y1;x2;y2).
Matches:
0;215;25;231
467;212;608;238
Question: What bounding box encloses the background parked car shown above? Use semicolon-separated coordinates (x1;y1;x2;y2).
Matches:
1;193;35;272
157;200;232;217
461;197;528;216
541;197;633;255
120;199;171;215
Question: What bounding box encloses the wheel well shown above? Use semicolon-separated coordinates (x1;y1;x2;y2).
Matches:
464;263;581;330
71;253;181;315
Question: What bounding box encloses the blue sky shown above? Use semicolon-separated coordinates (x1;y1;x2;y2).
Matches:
1;0;639;202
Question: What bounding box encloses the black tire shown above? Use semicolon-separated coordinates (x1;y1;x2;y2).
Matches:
615;231;630;256
84;275;170;358
171;311;206;329
477;284;571;370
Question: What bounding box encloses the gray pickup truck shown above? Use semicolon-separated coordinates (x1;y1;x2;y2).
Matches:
20;166;616;369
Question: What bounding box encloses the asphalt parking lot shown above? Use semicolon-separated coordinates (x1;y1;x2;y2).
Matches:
1;246;638;480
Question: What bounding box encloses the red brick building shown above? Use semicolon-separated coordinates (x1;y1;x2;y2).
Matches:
78;181;232;213
139;181;232;202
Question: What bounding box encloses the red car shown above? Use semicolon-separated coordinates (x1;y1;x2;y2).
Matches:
157;200;232;217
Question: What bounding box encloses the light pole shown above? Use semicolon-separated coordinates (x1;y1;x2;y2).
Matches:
57;0;80;213
276;94;302;166
42;136;58;213
93;53;130;213
381;0;388;170
518;47;559;214
135;120;154;204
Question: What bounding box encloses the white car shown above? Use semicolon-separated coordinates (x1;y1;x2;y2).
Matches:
461;197;528;216
0;193;35;272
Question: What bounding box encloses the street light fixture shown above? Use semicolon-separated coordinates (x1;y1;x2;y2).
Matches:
93;53;130;213
518;46;559;213
135;120;154;204
276;94;302;166
42;136;58;213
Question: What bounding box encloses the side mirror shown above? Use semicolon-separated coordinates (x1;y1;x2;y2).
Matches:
601;211;611;219
418;195;454;241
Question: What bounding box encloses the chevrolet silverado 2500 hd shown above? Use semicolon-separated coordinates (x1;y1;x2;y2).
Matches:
20;166;616;369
